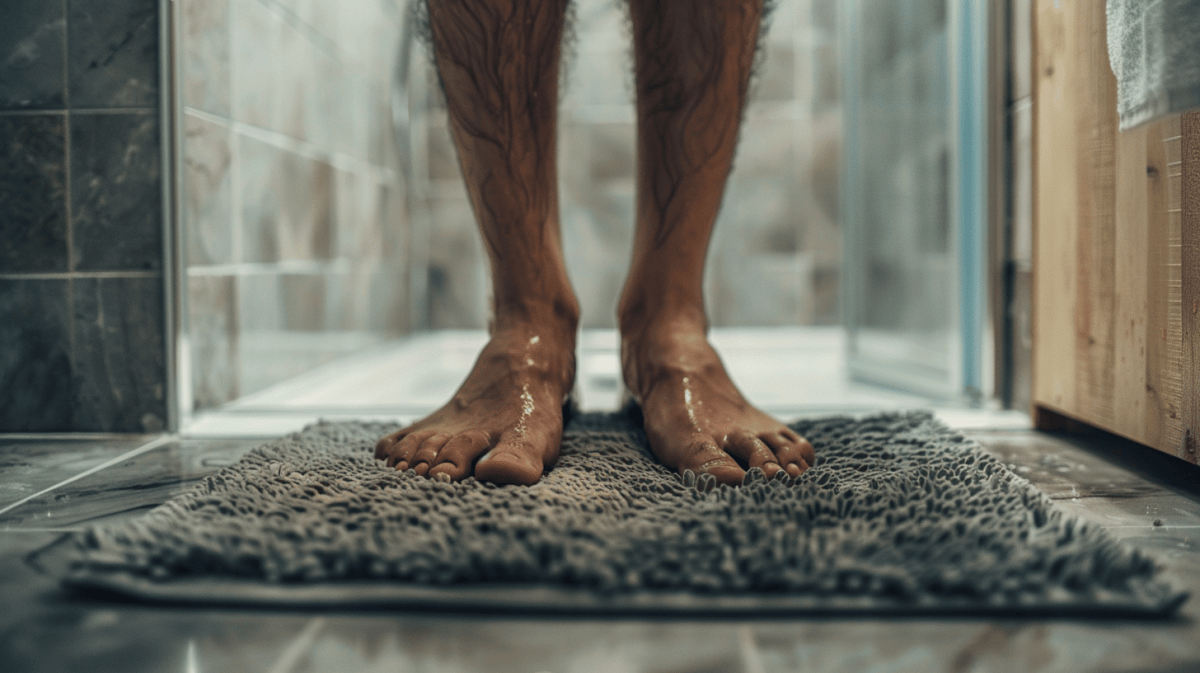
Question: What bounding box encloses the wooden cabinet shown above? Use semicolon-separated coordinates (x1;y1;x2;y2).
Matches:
1032;0;1200;464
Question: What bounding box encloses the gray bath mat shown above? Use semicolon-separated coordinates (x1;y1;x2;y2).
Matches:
54;411;1187;615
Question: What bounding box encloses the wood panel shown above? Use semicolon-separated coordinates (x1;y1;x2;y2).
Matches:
1031;0;1199;464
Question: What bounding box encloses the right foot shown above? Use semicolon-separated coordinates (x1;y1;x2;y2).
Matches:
375;321;576;485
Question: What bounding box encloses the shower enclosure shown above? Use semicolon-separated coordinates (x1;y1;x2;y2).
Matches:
840;0;997;404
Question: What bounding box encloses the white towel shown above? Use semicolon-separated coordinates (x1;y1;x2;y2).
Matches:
1107;0;1200;130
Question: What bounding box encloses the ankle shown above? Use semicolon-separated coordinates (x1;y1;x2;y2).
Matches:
492;296;579;342
617;295;706;340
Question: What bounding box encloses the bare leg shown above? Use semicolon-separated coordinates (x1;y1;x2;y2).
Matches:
376;0;577;485
619;0;815;484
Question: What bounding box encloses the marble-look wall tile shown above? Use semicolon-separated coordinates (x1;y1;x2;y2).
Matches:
334;168;384;261
71;112;162;271
183;113;233;266
379;180;408;261
0;279;72;431
324;262;407;333
561;185;635;329
0;115;67;273
365;261;408;332
427;197;488;329
72;276;166;432
752;45;795;103
181;0;230;115
235;273;282;332
714;252;813;327
586;122;635;181
187;274;238;409
231;0;280;129
68;0;159;108
0;2;66;110
324;267;369;331
735;117;796;178
276;17;317;144
279;273;326;331
427;121;459;181
333;66;369;159
239;135;333;263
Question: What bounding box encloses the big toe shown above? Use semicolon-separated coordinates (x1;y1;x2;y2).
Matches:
474;447;544;486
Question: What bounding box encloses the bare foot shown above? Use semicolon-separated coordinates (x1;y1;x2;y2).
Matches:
375;321;575;485
621;316;815;486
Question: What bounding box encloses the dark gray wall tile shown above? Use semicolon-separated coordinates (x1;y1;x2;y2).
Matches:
181;0;230;115
0;280;72;431
72;275;166;432
71;112;162;271
68;0;159;108
0;115;67;272
0;2;66;110
188;274;238;408
182;113;232;266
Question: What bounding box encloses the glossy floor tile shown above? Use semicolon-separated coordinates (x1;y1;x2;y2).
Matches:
2;332;1199;672
0;436;157;513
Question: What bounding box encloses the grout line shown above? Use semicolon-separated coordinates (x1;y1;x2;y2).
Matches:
0;109;68;116
265;618;325;673
187;259;353;277
183;106;397;181
68;107;157;115
0;432;157;440
0;435;174;518
0;527;86;534
0;271;162;280
62;0;76;373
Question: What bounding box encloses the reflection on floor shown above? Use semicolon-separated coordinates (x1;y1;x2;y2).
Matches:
1;329;1198;672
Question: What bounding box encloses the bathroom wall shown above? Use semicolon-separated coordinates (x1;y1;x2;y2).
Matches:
417;0;842;329
179;0;411;411
0;0;167;432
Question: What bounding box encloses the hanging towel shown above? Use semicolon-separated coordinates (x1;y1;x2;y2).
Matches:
1107;0;1200;130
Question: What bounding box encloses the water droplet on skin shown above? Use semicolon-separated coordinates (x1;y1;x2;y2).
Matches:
682;379;702;433
529;336;540;345
514;384;535;439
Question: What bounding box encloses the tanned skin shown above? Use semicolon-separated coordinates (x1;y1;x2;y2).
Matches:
375;0;816;485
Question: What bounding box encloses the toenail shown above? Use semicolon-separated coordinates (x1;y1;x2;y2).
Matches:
765;461;781;471
435;472;451;483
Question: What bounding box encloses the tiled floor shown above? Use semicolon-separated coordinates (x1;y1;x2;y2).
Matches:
2;330;1199;672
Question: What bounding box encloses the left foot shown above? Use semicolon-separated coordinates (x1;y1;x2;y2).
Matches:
621;315;815;485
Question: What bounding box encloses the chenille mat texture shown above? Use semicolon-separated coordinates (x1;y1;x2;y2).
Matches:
57;410;1188;616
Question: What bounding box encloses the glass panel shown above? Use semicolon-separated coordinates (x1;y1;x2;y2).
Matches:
841;0;986;401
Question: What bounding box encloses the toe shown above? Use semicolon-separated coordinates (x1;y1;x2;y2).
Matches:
682;441;745;486
765;432;814;476
475;445;544;486
410;433;451;477
390;430;435;470
726;432;784;478
374;433;401;461
428;430;491;482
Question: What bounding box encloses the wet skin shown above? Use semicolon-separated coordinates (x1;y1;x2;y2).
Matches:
377;0;815;485
375;320;576;485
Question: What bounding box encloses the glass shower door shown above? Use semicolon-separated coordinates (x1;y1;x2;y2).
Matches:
840;0;988;402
